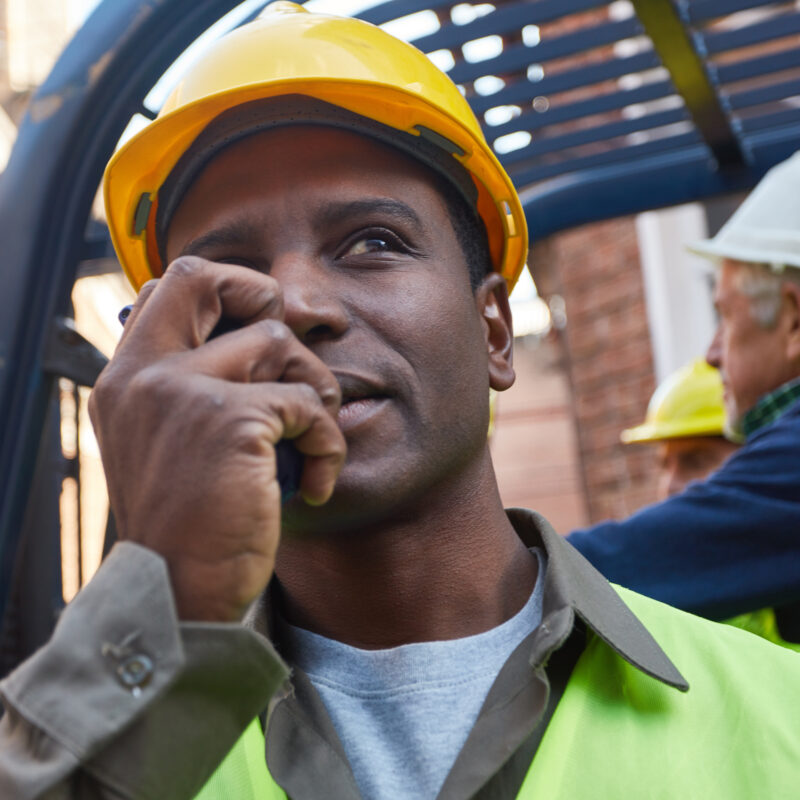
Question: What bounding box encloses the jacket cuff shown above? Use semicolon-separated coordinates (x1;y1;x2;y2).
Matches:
1;541;185;756
1;541;288;799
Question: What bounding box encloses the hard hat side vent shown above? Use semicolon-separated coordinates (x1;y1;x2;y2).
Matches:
132;193;153;236
414;125;465;157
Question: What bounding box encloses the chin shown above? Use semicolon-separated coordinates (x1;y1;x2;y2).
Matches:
281;458;429;536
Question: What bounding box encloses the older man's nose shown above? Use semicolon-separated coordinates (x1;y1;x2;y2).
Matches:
705;327;722;369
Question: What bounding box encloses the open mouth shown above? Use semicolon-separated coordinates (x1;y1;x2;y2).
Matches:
335;374;392;431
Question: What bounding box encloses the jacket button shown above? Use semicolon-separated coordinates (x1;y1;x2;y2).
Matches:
116;654;154;691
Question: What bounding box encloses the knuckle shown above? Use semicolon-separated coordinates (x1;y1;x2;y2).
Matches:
90;364;119;409
231;419;275;457
166;255;207;281
296;381;321;407
139;278;160;296
258;318;292;346
255;275;284;314
127;364;172;402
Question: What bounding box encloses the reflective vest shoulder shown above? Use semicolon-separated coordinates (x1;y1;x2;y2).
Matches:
724;606;800;652
195;586;800;799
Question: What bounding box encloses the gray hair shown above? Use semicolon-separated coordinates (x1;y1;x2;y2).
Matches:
733;262;800;328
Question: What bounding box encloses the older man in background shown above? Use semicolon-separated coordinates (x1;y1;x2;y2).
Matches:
569;151;800;623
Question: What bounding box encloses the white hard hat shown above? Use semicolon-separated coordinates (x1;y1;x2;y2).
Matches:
688;150;800;271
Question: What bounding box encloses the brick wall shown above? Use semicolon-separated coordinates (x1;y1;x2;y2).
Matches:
531;217;659;525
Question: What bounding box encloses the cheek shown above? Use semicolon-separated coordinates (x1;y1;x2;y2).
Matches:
360;272;479;355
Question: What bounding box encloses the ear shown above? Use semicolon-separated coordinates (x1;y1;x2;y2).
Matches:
781;282;800;364
476;272;515;391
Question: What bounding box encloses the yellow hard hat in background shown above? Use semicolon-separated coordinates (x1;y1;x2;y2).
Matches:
621;359;726;444
103;1;528;293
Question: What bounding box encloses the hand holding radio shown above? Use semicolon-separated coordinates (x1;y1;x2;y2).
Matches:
89;257;346;622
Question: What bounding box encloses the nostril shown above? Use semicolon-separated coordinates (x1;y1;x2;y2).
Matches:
302;324;337;345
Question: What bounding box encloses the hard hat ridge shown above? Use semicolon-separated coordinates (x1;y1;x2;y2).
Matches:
103;1;528;292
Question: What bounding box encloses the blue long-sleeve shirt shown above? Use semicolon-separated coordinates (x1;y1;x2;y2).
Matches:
567;399;800;621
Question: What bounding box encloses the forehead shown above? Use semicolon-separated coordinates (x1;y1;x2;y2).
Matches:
713;260;745;303
164;126;461;264
179;126;446;210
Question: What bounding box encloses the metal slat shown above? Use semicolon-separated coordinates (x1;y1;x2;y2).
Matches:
510;129;703;185
630;0;742;165
469;51;661;115
726;77;800;111
449;17;642;85
703;11;800;54
497;106;689;165
736;105;800;132
715;46;800;84
687;0;790;24
522;144;748;240
484;79;673;138
744;118;800;161
357;0;452;25
411;0;605;51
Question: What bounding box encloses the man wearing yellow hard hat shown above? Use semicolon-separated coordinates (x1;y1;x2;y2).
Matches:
621;359;739;502
3;5;800;798
569;150;800;626
620;359;800;650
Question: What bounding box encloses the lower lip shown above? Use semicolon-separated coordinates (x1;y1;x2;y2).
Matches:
337;397;388;432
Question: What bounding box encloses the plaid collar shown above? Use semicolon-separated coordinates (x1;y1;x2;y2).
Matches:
742;377;800;439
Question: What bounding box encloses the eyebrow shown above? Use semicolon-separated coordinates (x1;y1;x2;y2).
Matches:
316;198;424;233
179;219;262;258
178;197;425;259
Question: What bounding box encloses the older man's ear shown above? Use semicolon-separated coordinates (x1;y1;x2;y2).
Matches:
781;282;800;364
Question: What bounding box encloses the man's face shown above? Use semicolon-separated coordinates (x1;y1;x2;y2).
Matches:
706;259;791;424
165;126;512;532
656;437;739;501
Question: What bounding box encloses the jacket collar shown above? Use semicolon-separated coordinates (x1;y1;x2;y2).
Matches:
245;507;688;692
507;507;688;691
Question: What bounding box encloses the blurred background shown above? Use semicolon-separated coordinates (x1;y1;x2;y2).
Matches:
1;0;798;653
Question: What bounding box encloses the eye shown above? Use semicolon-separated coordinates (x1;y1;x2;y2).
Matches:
345;236;393;256
347;236;391;256
340;228;410;259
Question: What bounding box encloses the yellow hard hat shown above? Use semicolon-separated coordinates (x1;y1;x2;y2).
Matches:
621;359;726;444
103;1;528;293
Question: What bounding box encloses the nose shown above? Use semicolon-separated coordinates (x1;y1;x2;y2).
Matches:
705;326;722;369
665;467;687;499
272;254;349;343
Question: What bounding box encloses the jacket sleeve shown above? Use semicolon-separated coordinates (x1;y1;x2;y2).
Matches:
567;408;800;620
0;542;289;800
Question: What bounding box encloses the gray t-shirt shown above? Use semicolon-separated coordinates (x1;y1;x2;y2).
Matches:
283;548;546;800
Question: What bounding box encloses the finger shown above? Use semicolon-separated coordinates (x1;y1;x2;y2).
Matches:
128;257;284;354
181;319;341;414
239;382;346;505
116;279;159;348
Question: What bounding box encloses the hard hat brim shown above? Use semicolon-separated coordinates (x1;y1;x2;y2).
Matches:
104;80;528;293
686;237;800;269
621;417;726;444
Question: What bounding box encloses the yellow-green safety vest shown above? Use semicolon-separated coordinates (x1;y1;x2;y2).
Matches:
725;607;800;652
195;586;800;799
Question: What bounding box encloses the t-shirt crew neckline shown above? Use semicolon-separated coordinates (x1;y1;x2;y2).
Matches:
281;547;547;800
